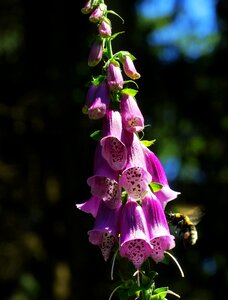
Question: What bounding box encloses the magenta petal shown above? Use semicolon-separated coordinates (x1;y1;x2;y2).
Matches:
76;195;101;218
119;199;153;269
142;190;175;263
120;93;144;133
87;144;121;209
143;145;180;208
100;110;127;171
88;201;120;261
119;132;152;199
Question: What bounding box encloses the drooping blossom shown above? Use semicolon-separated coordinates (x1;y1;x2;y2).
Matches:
107;63;124;92
123;55;141;80
76;195;101;218
143;145;180;208
120;93;144;133
100;110;127;171
119;199;153;270
87;144;121;209
89;3;107;23
82;80;110;120
88;200;120;261
88;39;103;67
98;18;112;38
142;189;175;263
119;131;151;200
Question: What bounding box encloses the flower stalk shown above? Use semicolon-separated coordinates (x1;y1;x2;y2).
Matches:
77;1;187;299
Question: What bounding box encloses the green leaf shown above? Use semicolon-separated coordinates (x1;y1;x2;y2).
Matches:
128;283;141;297
141;139;156;147
149;182;163;192
150;295;163;300
154;287;168;294
90;130;102;141
149;287;168;299
121;88;138;97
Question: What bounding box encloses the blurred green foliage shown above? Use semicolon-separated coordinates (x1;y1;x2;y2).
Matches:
0;0;227;299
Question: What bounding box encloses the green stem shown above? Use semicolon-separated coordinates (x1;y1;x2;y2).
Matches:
106;37;113;59
141;290;147;300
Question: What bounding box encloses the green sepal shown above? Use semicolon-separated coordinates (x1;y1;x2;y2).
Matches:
141;139;156;147
103;56;121;70
115;50;137;64
91;0;100;7
149;182;163;192
101;16;111;25
90;130;103;141
121;88;138;97
123;79;139;89
90;75;106;86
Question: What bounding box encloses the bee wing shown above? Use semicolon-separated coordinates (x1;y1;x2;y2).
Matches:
167;204;205;225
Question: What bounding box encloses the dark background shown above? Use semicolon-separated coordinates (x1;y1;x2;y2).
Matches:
0;0;227;299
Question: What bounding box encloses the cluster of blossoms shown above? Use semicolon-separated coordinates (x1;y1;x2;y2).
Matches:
77;0;180;286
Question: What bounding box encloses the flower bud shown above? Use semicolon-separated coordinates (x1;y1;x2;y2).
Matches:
83;81;110;120
81;0;93;14
98;18;112;38
107;63;124;92
88;39;103;67
123;55;141;80
89;3;107;23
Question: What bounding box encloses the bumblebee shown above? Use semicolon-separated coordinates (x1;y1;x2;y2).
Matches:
166;205;204;246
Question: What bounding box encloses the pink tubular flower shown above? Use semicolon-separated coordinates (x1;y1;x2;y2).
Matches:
142;189;175;263
88;39;103;67
89;3;107;23
120;93;144;133
143;145;180;208
87;144;121;209
119;132;152;199
98;18;112;38
76;195;101;218
119;199;153;270
100;110;127;171
88;200;120;261
107;63;124;92
83;81;110;120
123;55;141;80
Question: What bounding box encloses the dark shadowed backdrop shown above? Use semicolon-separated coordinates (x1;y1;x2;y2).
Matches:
0;0;227;299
